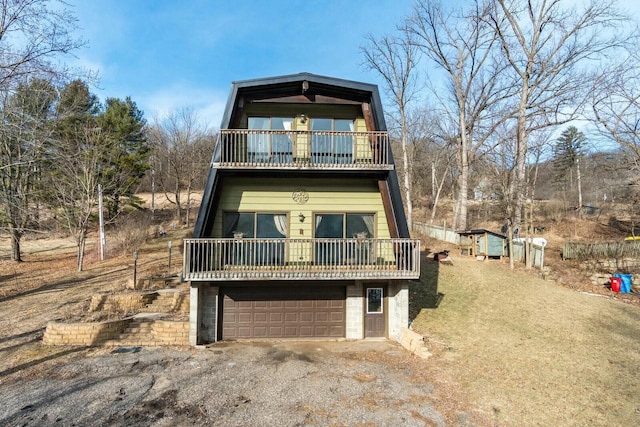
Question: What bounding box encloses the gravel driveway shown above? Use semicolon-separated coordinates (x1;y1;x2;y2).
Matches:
0;340;446;426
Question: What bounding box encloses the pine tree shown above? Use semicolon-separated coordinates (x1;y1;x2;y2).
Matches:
97;97;149;219
553;126;586;216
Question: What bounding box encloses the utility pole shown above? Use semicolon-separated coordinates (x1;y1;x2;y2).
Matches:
151;158;156;221
98;184;106;261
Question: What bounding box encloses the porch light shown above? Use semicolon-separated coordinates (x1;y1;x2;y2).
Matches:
298;213;305;223
298;114;307;124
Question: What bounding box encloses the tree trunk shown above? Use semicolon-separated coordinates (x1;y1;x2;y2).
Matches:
513;83;530;228
174;182;182;224
185;183;192;228
456;112;470;231
576;157;583;219
430;165;450;224
10;223;22;262
77;230;86;272
431;161;436;199
401;115;412;232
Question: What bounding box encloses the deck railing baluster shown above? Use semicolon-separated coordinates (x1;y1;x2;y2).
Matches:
183;238;420;281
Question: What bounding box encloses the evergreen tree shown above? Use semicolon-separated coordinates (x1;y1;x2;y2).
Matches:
554;126;586;215
97;97;149;218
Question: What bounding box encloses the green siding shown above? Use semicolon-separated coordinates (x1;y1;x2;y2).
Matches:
211;177;390;239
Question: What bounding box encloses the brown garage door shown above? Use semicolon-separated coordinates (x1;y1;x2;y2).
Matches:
221;285;345;339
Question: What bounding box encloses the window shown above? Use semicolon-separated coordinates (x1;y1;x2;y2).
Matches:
223;212;287;265
310;118;354;164
248;117;293;163
366;288;383;314
314;213;375;265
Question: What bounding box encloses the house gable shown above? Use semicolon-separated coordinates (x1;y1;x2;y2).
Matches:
194;72;409;239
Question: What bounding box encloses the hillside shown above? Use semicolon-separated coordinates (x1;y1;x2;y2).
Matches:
411;246;640;426
1;206;639;425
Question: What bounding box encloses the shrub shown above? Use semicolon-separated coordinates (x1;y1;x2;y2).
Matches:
110;211;152;255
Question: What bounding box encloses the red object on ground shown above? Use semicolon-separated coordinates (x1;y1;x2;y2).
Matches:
610;277;622;293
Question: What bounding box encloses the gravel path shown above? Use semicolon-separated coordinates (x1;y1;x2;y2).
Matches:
0;341;448;426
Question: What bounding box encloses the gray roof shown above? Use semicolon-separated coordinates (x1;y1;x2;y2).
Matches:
219;72;387;131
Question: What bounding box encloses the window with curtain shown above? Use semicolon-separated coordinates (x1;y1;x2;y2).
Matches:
310;118;354;164
224;212;287;265
313;213;374;265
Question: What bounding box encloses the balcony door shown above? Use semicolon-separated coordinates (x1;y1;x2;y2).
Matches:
310;118;354;165
314;213;374;265
248;117;294;163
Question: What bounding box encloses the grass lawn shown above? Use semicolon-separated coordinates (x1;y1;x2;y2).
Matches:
2;227;639;425
411;251;640;426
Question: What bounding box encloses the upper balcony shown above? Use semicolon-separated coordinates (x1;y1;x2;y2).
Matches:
214;129;393;171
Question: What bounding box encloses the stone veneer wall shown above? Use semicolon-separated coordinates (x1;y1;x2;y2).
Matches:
43;319;189;346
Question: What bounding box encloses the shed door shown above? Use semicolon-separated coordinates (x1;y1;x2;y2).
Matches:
221;285;345;339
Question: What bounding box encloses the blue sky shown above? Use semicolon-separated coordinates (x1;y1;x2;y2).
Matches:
70;0;640;132
71;0;415;128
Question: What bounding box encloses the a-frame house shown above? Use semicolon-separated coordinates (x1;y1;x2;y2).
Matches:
184;73;420;344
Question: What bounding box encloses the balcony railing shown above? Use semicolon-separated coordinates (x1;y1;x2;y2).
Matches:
183;238;420;281
214;129;392;170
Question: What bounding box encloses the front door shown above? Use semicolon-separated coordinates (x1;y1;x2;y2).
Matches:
364;286;386;338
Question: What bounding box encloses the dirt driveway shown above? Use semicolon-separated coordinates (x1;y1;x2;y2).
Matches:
0;340;450;427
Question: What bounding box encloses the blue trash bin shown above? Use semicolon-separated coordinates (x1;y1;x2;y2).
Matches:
613;273;633;293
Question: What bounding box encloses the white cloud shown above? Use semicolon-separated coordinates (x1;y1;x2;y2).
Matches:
139;85;228;130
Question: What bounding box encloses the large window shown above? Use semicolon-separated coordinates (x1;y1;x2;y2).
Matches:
223;212;287;265
314;213;375;265
310;118;354;164
248;117;293;163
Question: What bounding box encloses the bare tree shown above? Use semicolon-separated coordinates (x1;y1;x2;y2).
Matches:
0;79;56;261
487;0;629;228
592;50;640;173
149;108;213;227
404;107;454;223
49;126;108;271
362;32;420;231
0;0;84;262
406;0;512;231
0;0;84;90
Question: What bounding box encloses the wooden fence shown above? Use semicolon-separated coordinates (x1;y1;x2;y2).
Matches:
511;241;545;268
412;221;460;245
562;241;640;260
412;221;545;269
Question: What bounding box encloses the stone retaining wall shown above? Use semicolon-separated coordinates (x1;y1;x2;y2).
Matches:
89;293;156;313
149;320;189;345
43;319;189;347
580;258;639;287
399;328;431;359
43;319;131;346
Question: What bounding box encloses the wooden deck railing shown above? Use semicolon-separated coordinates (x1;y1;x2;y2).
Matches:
183;238;420;281
214;129;392;170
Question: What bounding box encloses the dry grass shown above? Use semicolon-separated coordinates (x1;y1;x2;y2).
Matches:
0;226;186;385
2;208;639;425
411;248;640;426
